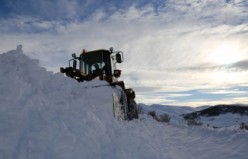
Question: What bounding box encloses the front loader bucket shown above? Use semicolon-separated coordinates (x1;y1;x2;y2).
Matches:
112;87;128;120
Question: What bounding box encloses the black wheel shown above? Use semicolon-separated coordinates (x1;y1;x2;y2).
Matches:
127;98;139;120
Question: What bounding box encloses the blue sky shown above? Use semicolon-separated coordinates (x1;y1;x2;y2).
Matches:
1;0;248;106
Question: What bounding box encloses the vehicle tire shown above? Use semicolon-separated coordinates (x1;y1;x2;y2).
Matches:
128;98;139;120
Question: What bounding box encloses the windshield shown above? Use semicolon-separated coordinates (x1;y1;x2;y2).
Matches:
80;51;111;76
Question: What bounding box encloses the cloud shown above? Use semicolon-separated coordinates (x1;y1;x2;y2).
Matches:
201;88;248;95
1;0;80;20
156;87;248;106
228;60;248;70
173;60;248;72
1;1;248;68
171;97;248;107
136;86;248;106
175;59;248;72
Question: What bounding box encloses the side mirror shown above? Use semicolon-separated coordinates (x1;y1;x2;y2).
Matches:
72;53;76;59
109;47;113;53
73;60;77;69
116;53;122;63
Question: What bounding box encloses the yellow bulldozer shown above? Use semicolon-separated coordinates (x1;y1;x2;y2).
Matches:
60;47;138;120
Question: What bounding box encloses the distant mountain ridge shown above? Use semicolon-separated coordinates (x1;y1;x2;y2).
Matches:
183;104;248;120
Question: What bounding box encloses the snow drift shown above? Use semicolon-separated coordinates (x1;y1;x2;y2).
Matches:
0;45;161;159
0;46;248;159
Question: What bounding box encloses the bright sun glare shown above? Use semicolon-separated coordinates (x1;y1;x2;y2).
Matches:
209;43;243;65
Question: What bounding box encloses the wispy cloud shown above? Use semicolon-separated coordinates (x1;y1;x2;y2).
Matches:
228;60;248;71
1;0;80;20
175;59;248;72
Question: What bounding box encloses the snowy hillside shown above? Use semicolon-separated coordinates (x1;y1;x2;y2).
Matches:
182;105;248;130
138;103;195;124
140;103;248;130
0;46;248;159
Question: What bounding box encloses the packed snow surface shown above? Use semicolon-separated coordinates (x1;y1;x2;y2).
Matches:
0;46;248;159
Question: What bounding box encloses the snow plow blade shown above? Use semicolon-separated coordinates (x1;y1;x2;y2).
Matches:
112;83;138;120
113;92;127;120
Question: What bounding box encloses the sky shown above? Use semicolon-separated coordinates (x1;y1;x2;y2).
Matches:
0;0;248;106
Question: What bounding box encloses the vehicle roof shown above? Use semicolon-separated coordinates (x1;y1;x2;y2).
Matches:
81;49;110;54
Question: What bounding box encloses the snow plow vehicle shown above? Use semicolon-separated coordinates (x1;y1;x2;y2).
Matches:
60;47;138;120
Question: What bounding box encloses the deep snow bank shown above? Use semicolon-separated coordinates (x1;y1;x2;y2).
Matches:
0;45;110;158
0;46;161;159
1;46;248;159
